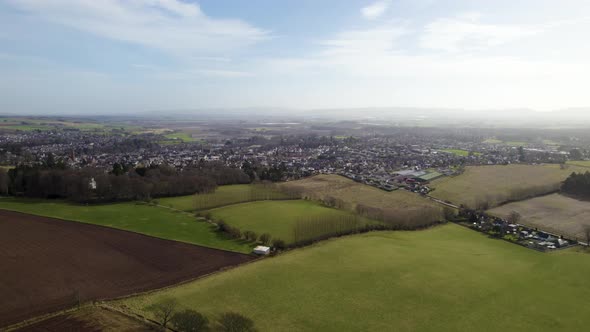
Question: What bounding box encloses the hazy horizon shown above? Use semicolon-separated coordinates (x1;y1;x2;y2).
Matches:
2;0;590;114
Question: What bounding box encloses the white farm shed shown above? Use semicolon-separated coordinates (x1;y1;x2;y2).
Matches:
253;246;271;255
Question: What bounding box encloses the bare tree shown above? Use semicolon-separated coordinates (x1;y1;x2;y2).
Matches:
583;225;590;247
148;297;178;328
507;211;521;224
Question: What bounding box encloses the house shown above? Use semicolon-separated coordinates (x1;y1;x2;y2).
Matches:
253;245;271;255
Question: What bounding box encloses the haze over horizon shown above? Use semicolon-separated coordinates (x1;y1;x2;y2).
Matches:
1;0;590;114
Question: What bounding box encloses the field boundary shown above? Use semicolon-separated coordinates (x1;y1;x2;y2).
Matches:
0;207;251;254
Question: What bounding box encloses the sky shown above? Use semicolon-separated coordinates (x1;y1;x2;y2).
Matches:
1;0;590;114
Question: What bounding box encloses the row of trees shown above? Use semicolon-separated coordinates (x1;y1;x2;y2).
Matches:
194;183;298;211
355;203;443;230
562;171;590;199
215;220;286;250
0;162;250;203
148;297;256;332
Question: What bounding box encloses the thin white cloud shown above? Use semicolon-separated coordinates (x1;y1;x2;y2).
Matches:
361;0;390;20
6;0;270;56
319;26;407;56
420;13;541;52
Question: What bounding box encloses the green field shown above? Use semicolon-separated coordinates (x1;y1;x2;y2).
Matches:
119;224;590;331
158;184;292;211
504;141;529;146
209;200;376;243
483;138;503;144
430;164;583;208
439;149;476;157
0;197;252;253
566;160;590;168
163;131;197;142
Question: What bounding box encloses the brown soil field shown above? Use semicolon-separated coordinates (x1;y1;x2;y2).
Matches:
0;209;254;328
18;307;155;332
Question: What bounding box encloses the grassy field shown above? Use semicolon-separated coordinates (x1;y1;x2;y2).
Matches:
118;224;590;332
0;197;252;253
488;193;590;240
280;175;442;215
504;141;529;146
430;164;583;208
439;149;477;156
566;160;590;168
163;131;197;142
483;138;503;144
209;200;376;243
158;184;292;211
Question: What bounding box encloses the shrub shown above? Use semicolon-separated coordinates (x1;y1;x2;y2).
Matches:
217;312;256;332
243;230;258;242
259;233;271;245
171;309;209;332
228;227;242;239
272;239;286;250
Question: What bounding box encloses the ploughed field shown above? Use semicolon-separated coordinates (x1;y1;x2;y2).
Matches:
488;193;590;240
0;210;254;328
430;164;582;208
120;224;590;332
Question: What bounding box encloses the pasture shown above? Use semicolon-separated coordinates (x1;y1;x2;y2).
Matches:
430;164;582;208
280;174;442;215
119;224;590;332
158;184;292;211
209;200;376;244
0;197;252;253
566;160;590;168
164;132;196;143
488;193;590;241
0;210;253;328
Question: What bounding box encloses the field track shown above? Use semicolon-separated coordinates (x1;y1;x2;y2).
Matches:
0;209;254;328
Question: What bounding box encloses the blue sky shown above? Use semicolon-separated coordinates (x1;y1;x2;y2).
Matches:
1;0;590;114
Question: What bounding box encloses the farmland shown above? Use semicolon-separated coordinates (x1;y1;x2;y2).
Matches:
430;164;582;208
158;184;292;211
280;174;441;214
119;224;590;332
19;307;156;332
0;210;254;328
566;160;590;168
0;197;252;253
209;200;377;244
488;193;590;240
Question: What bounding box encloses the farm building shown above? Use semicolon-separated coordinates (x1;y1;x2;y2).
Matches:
253;246;271;255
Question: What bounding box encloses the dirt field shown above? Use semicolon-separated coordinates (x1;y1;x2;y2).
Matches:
0;210;254;328
18;307;155;332
430;164;582;208
488;193;590;240
280;174;441;214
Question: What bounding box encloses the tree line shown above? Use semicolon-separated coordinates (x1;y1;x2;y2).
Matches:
0;161;250;203
148;297;256;332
